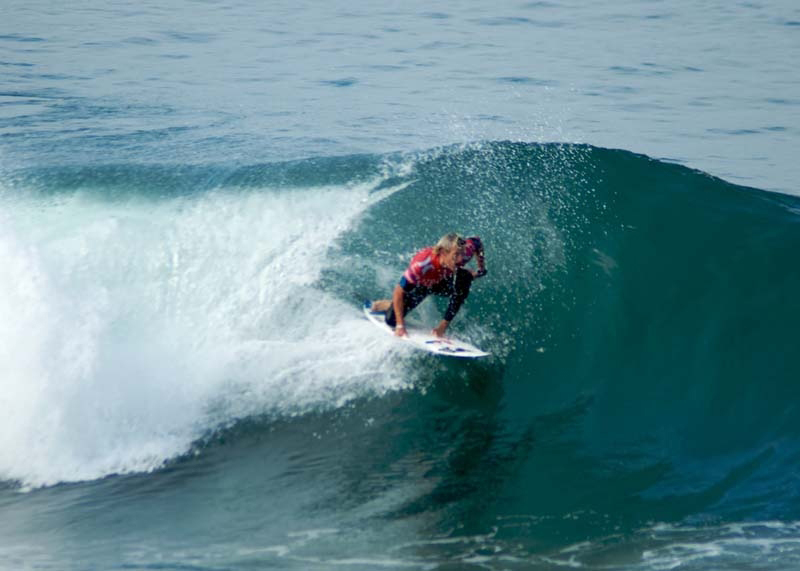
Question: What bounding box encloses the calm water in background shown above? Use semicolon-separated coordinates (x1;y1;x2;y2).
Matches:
2;0;799;193
3;2;800;571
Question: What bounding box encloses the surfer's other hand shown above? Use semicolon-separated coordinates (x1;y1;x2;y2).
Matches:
432;320;449;338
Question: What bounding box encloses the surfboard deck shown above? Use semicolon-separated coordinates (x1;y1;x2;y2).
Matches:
363;301;489;358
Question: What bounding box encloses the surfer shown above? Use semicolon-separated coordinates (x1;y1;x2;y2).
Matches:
371;233;487;338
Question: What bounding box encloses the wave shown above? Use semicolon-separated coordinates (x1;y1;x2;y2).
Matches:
2;141;799;515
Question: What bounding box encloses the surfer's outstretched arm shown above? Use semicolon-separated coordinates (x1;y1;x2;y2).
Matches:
392;284;407;337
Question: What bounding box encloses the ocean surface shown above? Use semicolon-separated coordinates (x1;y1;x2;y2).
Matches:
2;1;800;570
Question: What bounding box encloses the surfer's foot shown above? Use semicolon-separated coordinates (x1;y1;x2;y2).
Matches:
370;299;391;313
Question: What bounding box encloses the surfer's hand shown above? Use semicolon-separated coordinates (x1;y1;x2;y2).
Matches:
432;320;449;338
394;324;408;337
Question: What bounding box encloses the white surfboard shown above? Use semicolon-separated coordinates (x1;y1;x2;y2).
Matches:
363;302;489;358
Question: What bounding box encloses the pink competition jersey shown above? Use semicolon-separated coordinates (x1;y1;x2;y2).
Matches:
402;247;451;287
402;237;482;287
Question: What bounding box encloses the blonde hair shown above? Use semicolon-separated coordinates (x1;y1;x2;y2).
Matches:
433;232;466;256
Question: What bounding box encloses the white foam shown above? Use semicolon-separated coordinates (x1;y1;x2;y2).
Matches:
0;178;409;488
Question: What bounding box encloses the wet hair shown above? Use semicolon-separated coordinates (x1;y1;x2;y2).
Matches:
433;232;466;256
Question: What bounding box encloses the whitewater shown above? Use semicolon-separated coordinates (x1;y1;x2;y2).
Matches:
1;167;420;487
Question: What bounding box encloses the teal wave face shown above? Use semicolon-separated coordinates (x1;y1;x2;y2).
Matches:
333;141;800;533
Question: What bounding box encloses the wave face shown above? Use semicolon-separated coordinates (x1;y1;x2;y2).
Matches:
2;142;800;569
332;142;800;524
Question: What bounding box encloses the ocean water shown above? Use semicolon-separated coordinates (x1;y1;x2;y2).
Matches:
2;1;800;570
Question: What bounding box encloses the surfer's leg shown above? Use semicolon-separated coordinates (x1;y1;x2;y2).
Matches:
370;299;392;312
385;286;429;327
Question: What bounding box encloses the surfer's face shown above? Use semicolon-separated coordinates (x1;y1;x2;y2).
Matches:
441;246;463;270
